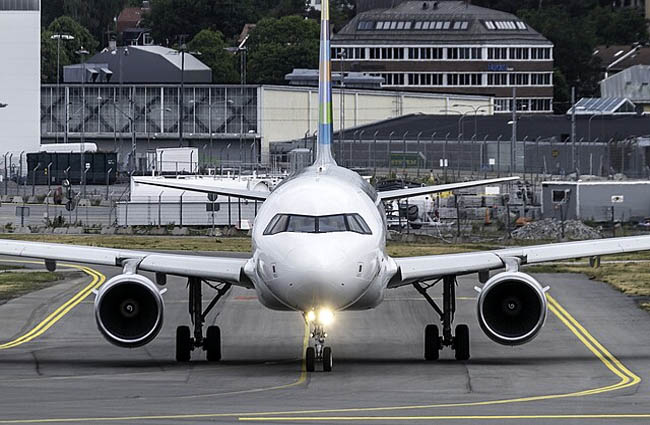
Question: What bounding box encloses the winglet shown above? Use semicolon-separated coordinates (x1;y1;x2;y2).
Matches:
315;0;336;167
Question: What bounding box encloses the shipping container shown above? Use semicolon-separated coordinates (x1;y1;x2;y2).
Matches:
26;152;117;185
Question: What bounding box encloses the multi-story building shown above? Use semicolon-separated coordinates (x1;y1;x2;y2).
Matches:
331;0;554;113
0;0;40;156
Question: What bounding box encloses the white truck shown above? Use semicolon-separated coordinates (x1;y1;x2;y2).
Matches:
155;147;199;174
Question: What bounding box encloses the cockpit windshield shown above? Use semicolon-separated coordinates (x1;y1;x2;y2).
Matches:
263;214;372;235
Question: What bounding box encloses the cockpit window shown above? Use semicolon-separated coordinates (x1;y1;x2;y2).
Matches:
263;214;372;235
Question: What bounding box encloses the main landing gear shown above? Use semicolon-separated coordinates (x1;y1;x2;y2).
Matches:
413;275;470;361
176;277;232;362
306;324;333;372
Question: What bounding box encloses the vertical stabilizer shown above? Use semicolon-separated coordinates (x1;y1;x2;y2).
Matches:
315;0;337;166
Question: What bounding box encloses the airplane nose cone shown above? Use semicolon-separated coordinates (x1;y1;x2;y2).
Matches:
270;246;373;311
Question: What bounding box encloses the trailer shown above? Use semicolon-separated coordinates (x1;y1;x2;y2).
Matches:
27;152;117;185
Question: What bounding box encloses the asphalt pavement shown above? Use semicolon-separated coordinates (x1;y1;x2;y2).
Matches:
0;256;648;425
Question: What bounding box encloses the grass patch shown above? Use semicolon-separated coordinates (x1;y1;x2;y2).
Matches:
0;272;64;302
0;234;252;253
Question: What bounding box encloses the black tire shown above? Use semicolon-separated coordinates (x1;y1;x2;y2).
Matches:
424;324;440;361
306;347;316;372
454;324;470;361
176;326;192;362
322;347;333;372
205;326;221;362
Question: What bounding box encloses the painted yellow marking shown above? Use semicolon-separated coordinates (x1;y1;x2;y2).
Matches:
0;260;105;350
240;414;650;421
0;288;641;423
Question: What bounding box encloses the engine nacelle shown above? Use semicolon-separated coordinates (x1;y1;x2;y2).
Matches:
477;271;547;346
94;273;165;348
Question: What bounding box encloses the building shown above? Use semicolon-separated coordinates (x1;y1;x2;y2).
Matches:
40;83;492;170
64;46;211;84
331;0;554;113
116;2;153;46
594;45;650;79
613;0;650;20
542;181;650;222
601;65;650;112
0;0;41;160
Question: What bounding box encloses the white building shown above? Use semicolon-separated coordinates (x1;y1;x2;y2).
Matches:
0;0;41;162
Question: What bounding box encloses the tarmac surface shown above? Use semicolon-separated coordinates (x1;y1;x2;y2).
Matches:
0;255;648;424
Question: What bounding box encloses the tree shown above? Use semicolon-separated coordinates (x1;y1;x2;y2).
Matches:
247;16;319;84
43;0;127;46
145;0;260;44
188;30;239;83
42;17;99;83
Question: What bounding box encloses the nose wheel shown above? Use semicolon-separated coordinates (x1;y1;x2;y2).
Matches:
305;324;333;372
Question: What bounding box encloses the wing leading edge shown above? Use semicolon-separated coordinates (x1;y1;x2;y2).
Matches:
390;235;650;287
379;176;519;201
0;239;251;287
133;177;269;201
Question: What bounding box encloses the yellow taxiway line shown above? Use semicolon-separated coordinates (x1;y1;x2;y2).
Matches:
0;264;642;423
0;260;105;350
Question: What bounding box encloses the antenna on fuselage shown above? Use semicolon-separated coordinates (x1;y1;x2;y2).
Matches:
315;0;337;168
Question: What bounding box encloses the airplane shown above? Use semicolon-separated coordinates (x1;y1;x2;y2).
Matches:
2;0;650;373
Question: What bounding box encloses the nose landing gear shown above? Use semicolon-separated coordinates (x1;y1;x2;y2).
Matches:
305;324;333;372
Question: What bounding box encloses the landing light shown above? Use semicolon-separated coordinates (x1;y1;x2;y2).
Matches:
306;310;316;322
318;308;334;326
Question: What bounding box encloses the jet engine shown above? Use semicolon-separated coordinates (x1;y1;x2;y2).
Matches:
477;271;547;346
94;273;165;348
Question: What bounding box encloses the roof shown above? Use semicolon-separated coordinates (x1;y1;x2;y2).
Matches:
117;7;144;33
332;0;551;46
131;46;209;72
566;98;637;115
600;65;650;103
594;45;650;73
335;113;650;142
85;46;211;84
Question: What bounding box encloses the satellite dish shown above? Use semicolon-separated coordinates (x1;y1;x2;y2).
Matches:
208;193;218;202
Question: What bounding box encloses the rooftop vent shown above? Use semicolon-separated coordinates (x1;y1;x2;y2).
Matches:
422;2;428;10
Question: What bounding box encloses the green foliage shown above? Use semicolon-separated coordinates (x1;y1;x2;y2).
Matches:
247;16;320;84
42;16;99;83
188;30;239;83
145;0;261;43
42;0;127;46
306;0;354;31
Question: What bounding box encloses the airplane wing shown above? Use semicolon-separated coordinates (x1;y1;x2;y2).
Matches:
134;177;269;201
389;235;650;288
378;176;519;201
0;239;252;287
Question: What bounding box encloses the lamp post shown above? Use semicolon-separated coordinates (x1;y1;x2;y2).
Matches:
226;35;249;164
76;47;89;188
50;34;74;144
452;103;493;138
113;100;136;173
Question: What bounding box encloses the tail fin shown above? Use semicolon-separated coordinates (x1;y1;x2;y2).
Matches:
315;0;336;166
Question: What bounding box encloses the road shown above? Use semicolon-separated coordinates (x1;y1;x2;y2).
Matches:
0;257;648;424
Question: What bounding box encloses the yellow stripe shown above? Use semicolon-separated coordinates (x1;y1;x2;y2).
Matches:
0;283;641;423
0;261;105;350
240;414;650;421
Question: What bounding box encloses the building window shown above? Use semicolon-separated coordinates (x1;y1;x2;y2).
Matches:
487;47;508;60
495;98;511;112
0;0;39;10
531;73;552;85
471;47;482;59
356;21;374;30
531;47;551;60
509;47;529;60
487;73;508;86
509;73;530;85
414;21;423;29
369;48;380;59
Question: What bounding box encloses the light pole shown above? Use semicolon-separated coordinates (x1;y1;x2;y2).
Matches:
113;100;136;172
452;103;493;138
338;48;347;161
111;46;129;166
76;47;89;188
226;35;249;164
50;34;74;144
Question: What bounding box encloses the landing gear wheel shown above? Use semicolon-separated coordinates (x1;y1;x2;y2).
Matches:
205;326;221;362
454;324;470;361
306;347;316;372
424;324;440;361
322;346;333;372
176;326;192;362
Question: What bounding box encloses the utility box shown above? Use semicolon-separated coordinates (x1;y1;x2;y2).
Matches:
156;148;199;174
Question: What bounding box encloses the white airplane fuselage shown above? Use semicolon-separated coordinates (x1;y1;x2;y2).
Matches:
245;163;398;313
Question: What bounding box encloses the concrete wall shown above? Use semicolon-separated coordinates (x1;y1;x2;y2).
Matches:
542;181;650;222
0;3;40;159
259;85;493;161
